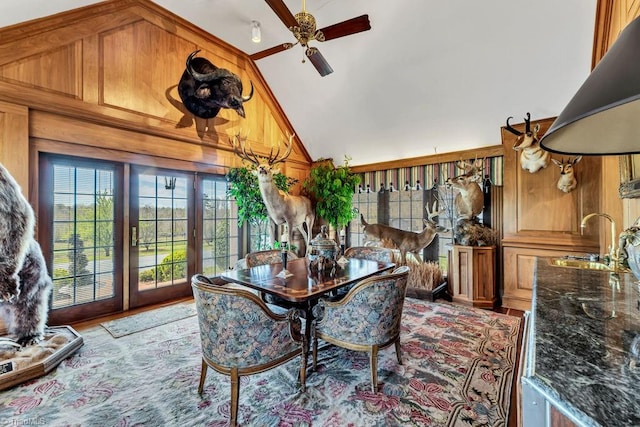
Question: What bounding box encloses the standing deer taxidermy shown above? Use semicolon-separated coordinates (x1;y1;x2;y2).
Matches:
505;113;550;173
552;156;582;193
231;133;315;255
360;201;447;264
446;159;484;220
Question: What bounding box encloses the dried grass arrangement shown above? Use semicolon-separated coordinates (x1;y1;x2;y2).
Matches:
391;251;445;291
407;261;445;291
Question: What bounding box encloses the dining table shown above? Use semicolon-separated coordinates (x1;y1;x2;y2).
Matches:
220;256;396;347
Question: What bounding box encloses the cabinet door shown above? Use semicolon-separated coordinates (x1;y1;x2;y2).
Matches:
502;247;593;310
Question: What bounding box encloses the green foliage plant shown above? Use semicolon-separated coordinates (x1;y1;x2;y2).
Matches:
303;157;360;232
139;249;187;283
226;165;297;227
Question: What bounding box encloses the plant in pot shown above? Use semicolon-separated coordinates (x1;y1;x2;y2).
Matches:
303;157;360;249
226;165;297;250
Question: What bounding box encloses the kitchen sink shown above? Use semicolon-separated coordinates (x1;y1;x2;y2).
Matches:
547;257;612;271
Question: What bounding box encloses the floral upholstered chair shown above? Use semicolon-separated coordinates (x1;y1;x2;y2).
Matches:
335;246;395;296
191;275;307;427
245;249;298;267
311;265;410;393
343;246;394;263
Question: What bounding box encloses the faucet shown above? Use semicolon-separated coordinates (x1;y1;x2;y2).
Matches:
581;213;619;269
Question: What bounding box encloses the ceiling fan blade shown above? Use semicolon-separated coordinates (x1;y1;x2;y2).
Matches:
250;43;294;61
265;0;298;29
307;49;333;77
319;14;371;41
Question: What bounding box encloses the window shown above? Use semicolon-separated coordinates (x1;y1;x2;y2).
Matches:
349;191;378;246
248;218;272;252
201;176;240;275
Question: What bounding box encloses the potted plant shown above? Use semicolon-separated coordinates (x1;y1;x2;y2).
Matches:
303;157;360;244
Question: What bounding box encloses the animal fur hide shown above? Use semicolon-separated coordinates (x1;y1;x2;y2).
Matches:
0;163;52;346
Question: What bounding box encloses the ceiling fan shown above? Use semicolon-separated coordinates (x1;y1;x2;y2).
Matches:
250;0;371;76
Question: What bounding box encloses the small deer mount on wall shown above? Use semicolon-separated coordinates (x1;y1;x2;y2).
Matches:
552;156;582;193
505;112;550;173
445;158;484;220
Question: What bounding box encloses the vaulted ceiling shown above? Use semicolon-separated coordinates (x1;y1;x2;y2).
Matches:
0;0;598;166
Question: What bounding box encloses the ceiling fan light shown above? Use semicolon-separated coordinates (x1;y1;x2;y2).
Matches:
251;20;261;43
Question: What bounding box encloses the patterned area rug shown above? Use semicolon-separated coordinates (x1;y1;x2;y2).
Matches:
100;303;197;338
0;299;520;426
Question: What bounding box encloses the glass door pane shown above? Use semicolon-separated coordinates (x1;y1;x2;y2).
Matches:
200;176;240;274
130;168;193;308
40;155;123;325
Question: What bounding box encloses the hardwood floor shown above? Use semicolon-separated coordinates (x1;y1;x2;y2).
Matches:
70;298;526;427
70;296;194;332
495;306;526;427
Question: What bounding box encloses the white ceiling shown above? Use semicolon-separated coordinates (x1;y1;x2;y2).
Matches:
0;0;598;166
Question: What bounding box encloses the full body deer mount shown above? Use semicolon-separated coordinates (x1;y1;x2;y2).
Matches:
552;156;582;193
505;113;550;173
360;202;447;264
231;133;315;255
446;159;484;220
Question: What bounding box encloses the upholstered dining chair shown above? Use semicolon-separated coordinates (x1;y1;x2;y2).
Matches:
311;265;410;393
191;274;307;427
245;249;298;267
343;246;394;263
335;246;395;297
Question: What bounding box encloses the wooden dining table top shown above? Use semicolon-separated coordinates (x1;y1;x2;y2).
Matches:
220;257;395;304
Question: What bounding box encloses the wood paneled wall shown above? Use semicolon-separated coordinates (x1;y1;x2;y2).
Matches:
0;0;312;199
501;117;601;310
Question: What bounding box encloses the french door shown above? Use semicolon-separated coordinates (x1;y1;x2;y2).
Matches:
40;155;124;325
129;167;195;308
40;155;243;322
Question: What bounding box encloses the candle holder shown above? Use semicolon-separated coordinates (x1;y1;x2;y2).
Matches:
276;242;293;279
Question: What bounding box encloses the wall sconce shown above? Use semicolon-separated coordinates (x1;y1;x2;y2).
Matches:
540;15;640;155
251;20;261;43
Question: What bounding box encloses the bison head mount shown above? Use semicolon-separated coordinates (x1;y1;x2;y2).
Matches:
178;50;254;119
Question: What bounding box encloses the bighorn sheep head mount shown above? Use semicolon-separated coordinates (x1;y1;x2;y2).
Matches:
505;112;550;174
552;156;582;193
178;50;254;119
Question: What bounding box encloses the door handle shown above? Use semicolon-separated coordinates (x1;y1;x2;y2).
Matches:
131;226;138;247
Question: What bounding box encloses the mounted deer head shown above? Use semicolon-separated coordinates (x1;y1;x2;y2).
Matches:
552;156;582;193
231;132;315;254
360;201;447;264
445;158;484;220
505;113;550;173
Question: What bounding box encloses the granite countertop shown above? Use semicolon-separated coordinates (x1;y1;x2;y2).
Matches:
525;258;640;426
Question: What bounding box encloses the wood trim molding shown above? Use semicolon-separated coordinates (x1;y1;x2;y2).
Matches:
592;0;615;68
350;145;504;173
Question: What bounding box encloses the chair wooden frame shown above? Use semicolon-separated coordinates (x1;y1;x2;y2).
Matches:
191;275;307;426
311;266;410;392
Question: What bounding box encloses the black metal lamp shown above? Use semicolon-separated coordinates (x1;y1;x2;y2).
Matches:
540;15;640;155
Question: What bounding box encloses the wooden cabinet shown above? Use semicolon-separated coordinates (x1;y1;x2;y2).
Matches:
503;246;596;310
451;245;496;309
501;117;601;310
